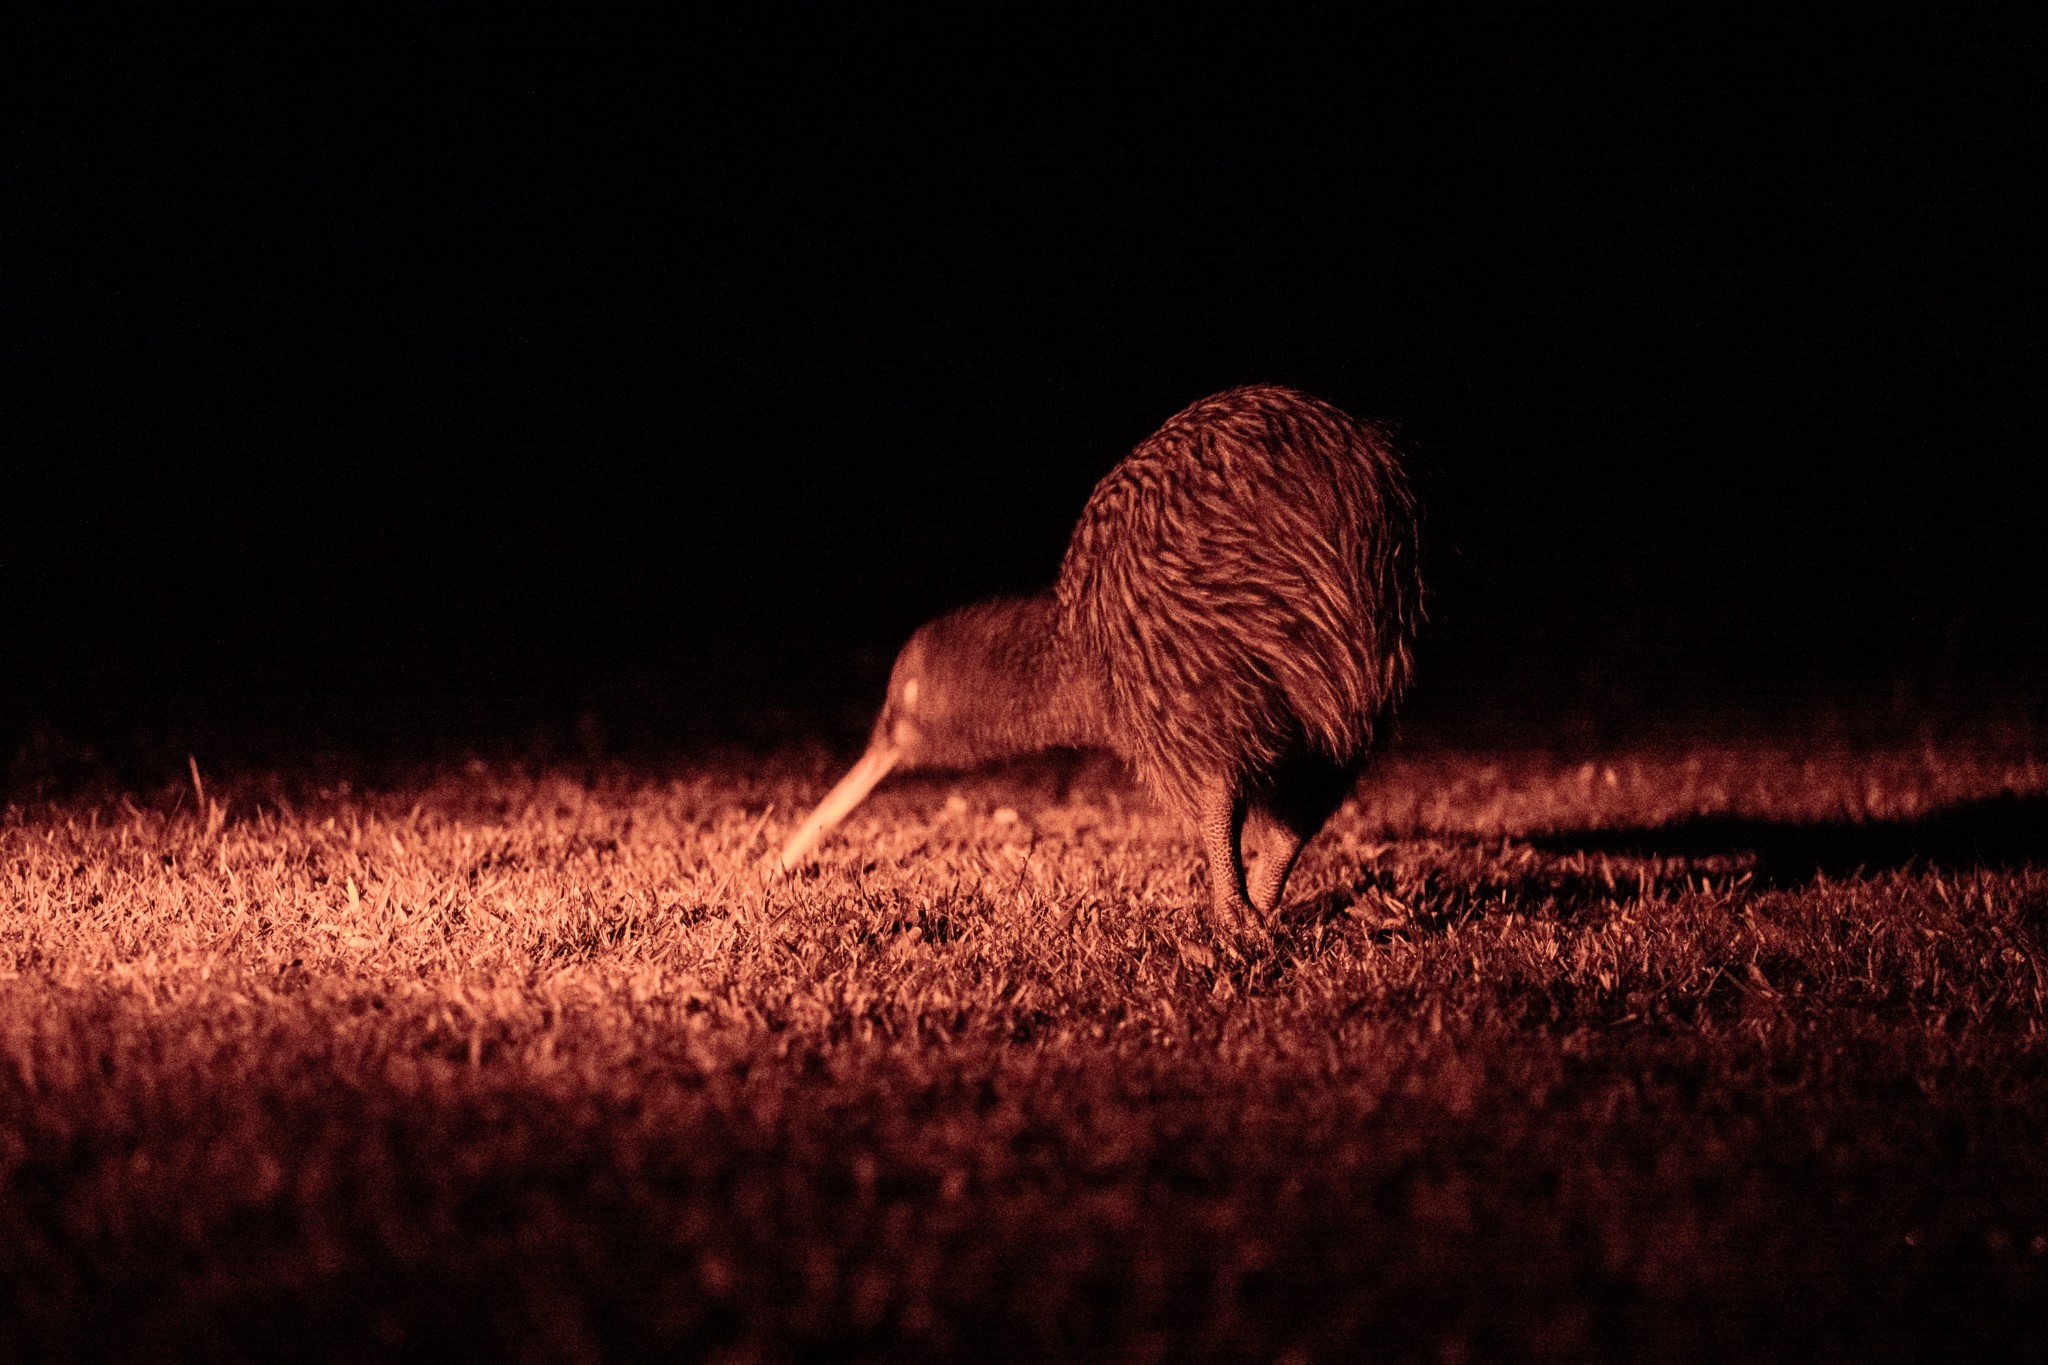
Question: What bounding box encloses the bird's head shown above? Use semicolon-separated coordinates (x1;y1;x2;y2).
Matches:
869;610;1021;770
866;628;934;766
774;600;1047;870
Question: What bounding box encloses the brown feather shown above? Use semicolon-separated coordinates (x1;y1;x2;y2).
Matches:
785;385;1423;922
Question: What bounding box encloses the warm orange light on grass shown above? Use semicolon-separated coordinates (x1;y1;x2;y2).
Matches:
4;740;2047;1359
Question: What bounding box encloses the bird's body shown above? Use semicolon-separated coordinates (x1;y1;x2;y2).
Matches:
778;385;1422;938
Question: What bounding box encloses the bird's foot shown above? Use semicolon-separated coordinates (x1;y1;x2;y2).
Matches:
1206;896;1273;963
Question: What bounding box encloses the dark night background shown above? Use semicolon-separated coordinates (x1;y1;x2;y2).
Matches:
4;11;2041;765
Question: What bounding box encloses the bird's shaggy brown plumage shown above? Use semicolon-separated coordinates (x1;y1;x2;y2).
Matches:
778;385;1422;939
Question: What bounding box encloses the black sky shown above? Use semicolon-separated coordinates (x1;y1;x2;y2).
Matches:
5;11;2041;749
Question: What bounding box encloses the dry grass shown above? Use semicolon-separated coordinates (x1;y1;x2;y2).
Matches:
4;739;2048;1361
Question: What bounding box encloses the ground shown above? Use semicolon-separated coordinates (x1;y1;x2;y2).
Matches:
3;734;2046;1361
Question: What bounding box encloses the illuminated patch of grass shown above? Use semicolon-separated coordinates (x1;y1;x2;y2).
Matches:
3;742;2046;1360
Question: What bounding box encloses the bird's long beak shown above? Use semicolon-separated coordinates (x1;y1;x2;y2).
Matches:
776;743;901;870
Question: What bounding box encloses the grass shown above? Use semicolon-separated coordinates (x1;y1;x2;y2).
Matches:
3;736;2047;1361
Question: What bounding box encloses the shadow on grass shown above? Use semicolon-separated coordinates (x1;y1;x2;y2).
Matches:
1532;790;2048;887
1270;792;2048;952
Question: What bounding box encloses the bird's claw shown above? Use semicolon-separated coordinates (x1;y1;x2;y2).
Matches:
1208;898;1272;964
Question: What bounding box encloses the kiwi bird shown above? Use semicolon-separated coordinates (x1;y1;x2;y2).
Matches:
776;385;1422;938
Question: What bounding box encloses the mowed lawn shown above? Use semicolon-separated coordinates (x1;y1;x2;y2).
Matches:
4;737;2047;1362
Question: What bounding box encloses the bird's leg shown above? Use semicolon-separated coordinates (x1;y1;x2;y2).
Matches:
1196;775;1262;941
1243;806;1306;917
1241;754;1359;920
